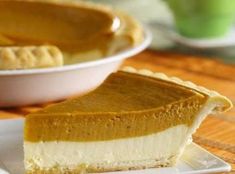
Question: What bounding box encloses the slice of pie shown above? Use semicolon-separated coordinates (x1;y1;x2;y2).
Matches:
0;0;143;69
24;67;232;174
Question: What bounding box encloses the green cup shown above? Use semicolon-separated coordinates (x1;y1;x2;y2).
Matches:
165;0;235;38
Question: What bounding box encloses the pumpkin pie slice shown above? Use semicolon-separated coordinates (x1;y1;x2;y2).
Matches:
24;67;232;174
0;0;143;69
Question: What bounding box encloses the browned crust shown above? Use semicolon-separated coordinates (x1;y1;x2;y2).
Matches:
26;156;177;174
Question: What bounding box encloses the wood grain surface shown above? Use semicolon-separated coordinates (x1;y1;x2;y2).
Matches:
0;50;235;173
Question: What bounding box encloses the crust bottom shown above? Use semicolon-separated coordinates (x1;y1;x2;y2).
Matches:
26;155;177;174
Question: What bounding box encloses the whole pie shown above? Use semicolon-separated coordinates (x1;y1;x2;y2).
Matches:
0;0;143;70
24;67;232;174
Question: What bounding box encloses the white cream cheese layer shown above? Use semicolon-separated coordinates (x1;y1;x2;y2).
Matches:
24;125;189;170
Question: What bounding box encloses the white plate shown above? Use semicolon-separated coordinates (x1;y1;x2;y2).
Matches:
150;22;235;49
0;28;151;107
0;119;231;174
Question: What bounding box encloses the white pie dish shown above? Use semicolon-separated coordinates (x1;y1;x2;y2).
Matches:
0;28;151;107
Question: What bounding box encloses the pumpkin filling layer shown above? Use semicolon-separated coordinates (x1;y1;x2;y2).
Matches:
0;0;117;53
24;72;207;142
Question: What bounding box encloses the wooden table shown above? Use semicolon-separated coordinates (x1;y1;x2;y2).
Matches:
1;50;235;173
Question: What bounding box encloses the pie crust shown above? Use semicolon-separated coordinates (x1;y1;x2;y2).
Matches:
0;46;63;70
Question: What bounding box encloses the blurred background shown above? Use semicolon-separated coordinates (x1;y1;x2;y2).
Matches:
88;0;235;64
